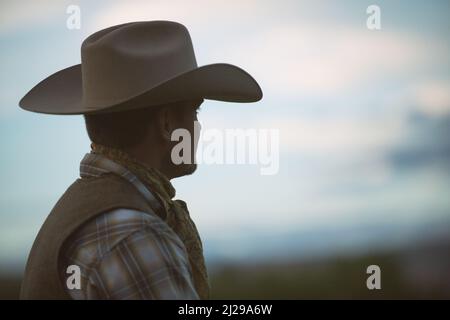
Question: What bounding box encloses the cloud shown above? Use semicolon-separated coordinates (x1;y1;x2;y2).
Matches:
413;81;450;117
387;113;450;171
0;0;67;35
265;116;405;154
89;0;263;34
218;25;438;97
381;79;450;119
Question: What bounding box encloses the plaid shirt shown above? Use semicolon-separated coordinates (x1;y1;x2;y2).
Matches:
60;153;199;300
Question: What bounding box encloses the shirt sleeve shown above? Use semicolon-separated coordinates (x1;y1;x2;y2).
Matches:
89;224;199;300
63;208;199;300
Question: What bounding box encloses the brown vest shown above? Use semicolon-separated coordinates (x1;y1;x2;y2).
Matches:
20;173;160;299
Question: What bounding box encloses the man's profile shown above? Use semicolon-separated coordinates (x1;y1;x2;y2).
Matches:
18;21;262;300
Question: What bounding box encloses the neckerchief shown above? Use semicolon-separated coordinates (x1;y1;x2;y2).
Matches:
91;143;210;299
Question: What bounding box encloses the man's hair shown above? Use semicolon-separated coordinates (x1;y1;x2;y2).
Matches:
84;100;200;149
84;106;163;149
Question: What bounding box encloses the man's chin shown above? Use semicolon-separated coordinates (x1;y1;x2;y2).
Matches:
173;163;197;179
184;163;197;175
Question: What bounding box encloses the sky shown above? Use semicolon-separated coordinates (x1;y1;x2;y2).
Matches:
1;0;450;272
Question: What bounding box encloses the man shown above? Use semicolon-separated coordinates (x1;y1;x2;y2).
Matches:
19;21;262;299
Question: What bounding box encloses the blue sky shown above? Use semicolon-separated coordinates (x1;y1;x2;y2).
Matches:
1;0;450;272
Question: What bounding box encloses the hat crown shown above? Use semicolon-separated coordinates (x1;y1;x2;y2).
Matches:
81;21;197;107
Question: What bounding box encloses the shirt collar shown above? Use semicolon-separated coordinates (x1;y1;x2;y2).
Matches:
80;152;164;214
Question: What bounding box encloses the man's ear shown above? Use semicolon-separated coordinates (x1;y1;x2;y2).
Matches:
156;107;172;142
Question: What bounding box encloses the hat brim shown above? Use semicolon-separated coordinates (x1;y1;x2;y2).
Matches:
19;63;262;115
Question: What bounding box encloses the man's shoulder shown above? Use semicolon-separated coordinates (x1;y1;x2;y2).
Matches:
62;208;176;266
60;207;191;299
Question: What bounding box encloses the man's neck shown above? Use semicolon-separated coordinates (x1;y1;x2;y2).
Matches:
123;144;173;179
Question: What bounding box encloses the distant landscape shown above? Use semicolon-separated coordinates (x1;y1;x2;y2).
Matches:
2;234;449;300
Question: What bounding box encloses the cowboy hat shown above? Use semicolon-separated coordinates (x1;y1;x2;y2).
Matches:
19;21;262;115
